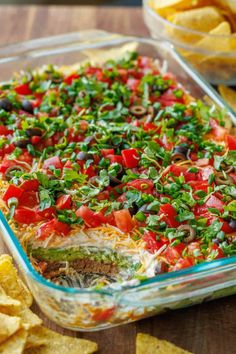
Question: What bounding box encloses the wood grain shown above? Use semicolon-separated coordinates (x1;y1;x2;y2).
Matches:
0;6;235;354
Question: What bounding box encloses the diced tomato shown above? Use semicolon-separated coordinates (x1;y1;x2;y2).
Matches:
137;56;152;68
230;173;236;183
164;243;186;265
101;149;115;157
208;244;224;259
56;195;72;210
187;241;204;260
159;134;174;151
14;83;32;95
31;136;41;145
92;307;115;322
221;221;235;234
64;73;80;85
158;89;184;106
205;195;224;212
198;166;215;181
21;179;39;191
107;154;123;165
209;119;226;140
143;122;157;131
37;207;55;221
37;219;71;239
127;78;140;91
113;209;134;233
171;257;194;271
3;185;23;202
159;203;180;228
189;180;209;193
83;165;96;178
121;148;139;168
14;208;38;224
43;156;63;170
226;134;236;150
169;164;197;182
0;157;19;174
18;191;38;208
0;126;12;136
97;191;110;201
18;151;33;164
76;205;103;228
126;179;154;194
143;231;164;254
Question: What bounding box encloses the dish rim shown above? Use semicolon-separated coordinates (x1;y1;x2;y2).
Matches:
0;30;236;296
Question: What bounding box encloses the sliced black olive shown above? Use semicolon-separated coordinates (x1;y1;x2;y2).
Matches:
13;139;30;148
171;152;187;163
215;172;234;186
129;203;139;216
220;162;235;174
177;224;196;243
109;175;122;187
0;98;12;112
173;145;189;157
229;219;236;230
129;105;147;118
26;127;43;137
5;165;24;180
22;100;34;114
77;152;93;161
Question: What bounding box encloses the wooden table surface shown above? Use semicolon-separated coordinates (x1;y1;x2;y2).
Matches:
0;6;236;354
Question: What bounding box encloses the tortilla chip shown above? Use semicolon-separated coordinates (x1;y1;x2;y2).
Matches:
194;21;232;52
167;6;225;44
25;326;47;350
150;0;210;18
0;293;21;312
0;255;33;307
168;6;224;33
0;328;27;354
216;0;236;14
0;313;21;344
136;333;192;354
18;307;42;330
218;85;236;111
24;327;98;354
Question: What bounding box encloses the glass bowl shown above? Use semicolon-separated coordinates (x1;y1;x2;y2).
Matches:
0;30;236;332
143;0;236;85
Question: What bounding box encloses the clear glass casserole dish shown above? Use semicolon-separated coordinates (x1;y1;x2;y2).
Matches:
0;30;236;331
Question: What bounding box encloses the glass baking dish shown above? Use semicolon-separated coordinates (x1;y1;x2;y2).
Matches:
0;30;236;331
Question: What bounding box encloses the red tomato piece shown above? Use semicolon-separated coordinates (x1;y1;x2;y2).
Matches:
76;205;103;228
164;243;186;265
208;244;224;259
43;156;63;170
101;149;115;157
159;203;180;228
37;207;56;221
56;195;72;210
221;221;235;234
198;166;214;181
37;219;71;239
209;119;226;140
64;73;80;85
226;134;236;150
126;179;154;194
92;307;115;322
18;191;38;208
143;231;164;254
189;180;209;193
83;165;96;178
114;209;134;233
127;78;140;91
14;83;32;95
14;208;38;224
0;126;12;136
169;164;197;182
121;148;139;168
205;195;224;212
31;136;41;145
3;185;23;202
107;154;123;165
21;179;39;191
171;257;194;271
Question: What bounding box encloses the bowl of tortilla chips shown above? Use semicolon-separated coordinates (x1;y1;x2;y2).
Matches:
144;0;236;85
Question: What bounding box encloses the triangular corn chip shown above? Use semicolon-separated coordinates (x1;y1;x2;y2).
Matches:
24;327;98;354
0;313;21;344
0;255;33;307
0;328;27;354
136;333;193;354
